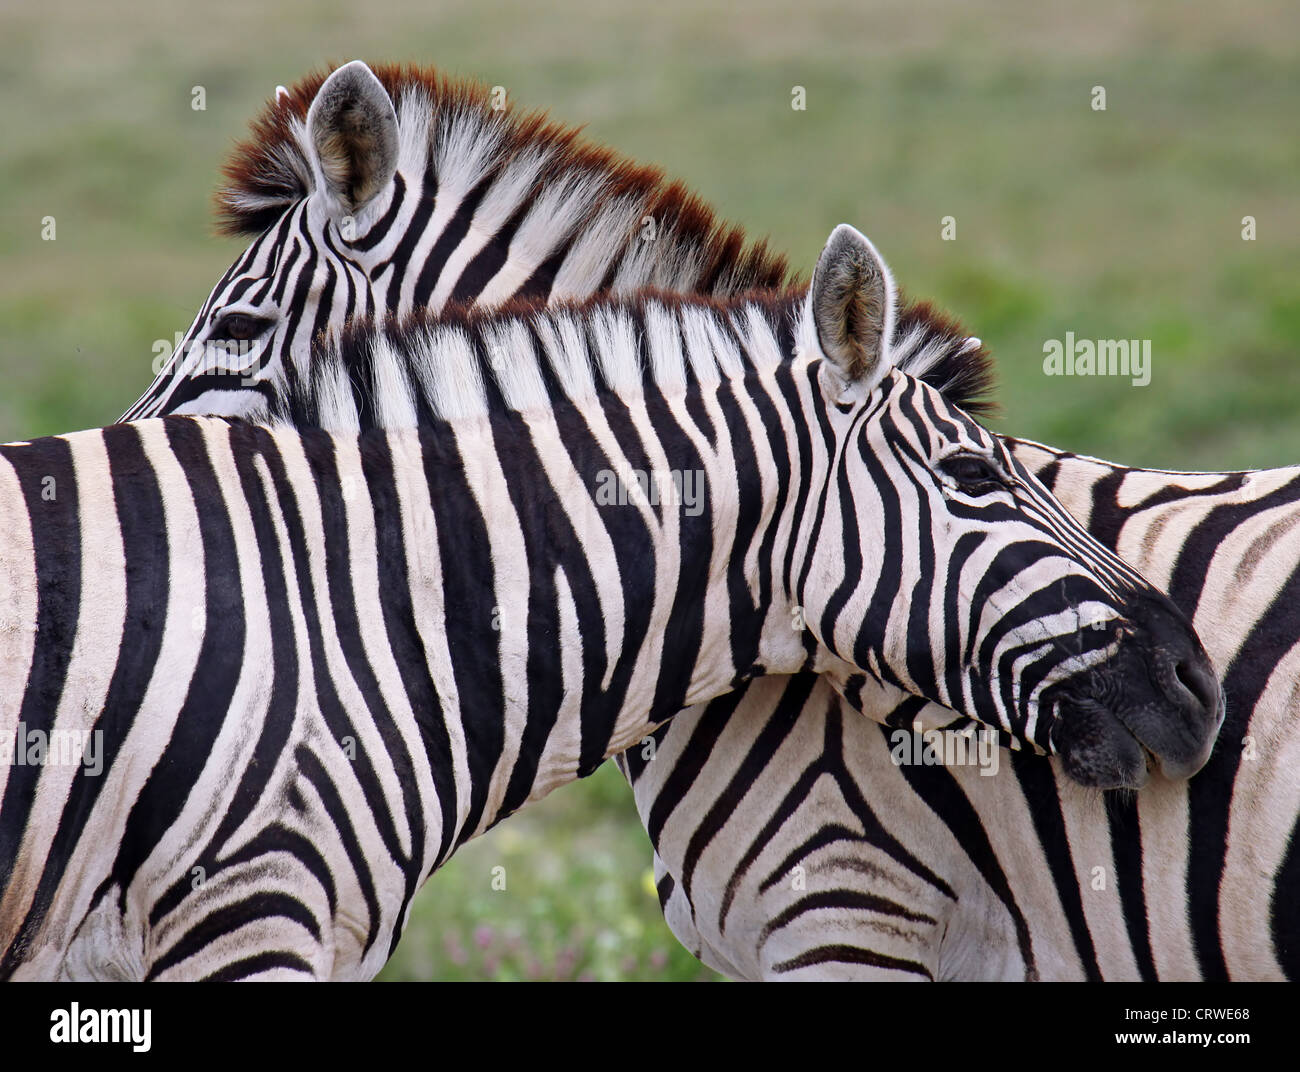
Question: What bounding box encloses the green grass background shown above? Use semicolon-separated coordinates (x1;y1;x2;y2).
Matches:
1;0;1295;980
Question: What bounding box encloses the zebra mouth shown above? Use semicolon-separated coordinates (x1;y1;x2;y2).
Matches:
1110;678;1219;783
1054;696;1215;789
1049;623;1222;789
1140;742;1159;775
1052;696;1159;790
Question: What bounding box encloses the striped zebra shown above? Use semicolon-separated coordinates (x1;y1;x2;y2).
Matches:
111;58;1221;788
122;61;793;423
0;227;1219;979
103;61;1244;980
633;443;1300;980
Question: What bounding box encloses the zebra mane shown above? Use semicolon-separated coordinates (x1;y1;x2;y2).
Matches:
217;62;792;296
271;286;996;430
890;298;997;419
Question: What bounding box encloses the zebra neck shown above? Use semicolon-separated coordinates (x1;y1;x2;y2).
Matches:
264;93;791;317
379;390;807;841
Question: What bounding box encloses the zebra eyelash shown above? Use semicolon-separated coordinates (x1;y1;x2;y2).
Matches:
936;450;1011;495
209;311;276;344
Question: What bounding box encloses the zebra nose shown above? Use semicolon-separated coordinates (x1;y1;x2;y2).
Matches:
1121;592;1223;779
1173;653;1222;726
1147;645;1224;780
1145;604;1221;721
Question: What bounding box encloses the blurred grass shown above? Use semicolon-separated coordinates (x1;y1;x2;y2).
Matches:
378;762;714;982
0;1;1295;979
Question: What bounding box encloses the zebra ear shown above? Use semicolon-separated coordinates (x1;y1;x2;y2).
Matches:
306;61;399;217
809;224;897;396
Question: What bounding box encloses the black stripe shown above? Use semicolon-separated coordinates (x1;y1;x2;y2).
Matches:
371;170;437;311
104;419;248;913
843;408;901;679
148;892;321;980
1008;752;1103;979
1185;566;1300;979
235;427;412;928
417;424;503;854
655;871;676;912
513;242;569;305
269;228;305;307
447;198;532;306
761;890;936;940
351;171;407;253
201;950;316;981
5;424;170;978
0;435;81;975
220;823;338;915
487;402;639;808
643;691;746;850
1271;812;1300;979
1104;792;1158;981
779;362;822;600
744;705;956;937
321;226;361;324
295;744;382;951
411;175;494;310
771;943;932;979
331;428;442;948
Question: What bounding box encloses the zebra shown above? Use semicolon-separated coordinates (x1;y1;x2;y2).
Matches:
0;226;1220;980
121;60;794;423
633;442;1300;980
101;60;1245;979
111;57;1221;791
122;59;998;457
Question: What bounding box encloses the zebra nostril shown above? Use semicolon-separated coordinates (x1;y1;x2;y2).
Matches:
1174;656;1218;719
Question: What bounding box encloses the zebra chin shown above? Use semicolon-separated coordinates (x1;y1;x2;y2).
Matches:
1049;593;1225;789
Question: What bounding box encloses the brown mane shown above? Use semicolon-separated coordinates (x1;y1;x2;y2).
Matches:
220;62;995;420
216;62;794;295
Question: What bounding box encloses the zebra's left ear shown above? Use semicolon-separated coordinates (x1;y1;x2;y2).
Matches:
306;61;400;218
809;224;897;399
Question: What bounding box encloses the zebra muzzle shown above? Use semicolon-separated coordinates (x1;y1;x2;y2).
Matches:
1051;592;1223;789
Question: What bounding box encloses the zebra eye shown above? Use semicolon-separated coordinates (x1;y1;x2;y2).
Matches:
940;453;1003;493
212;313;272;343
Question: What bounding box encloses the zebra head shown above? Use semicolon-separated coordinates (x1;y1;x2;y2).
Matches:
796;226;1222;790
122;61;401;421
121;61;790;423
